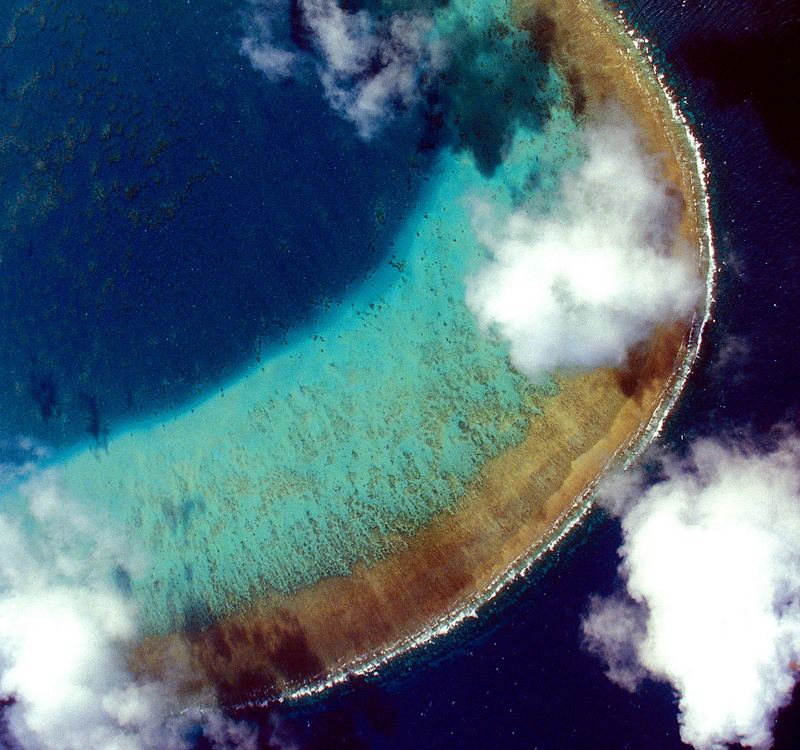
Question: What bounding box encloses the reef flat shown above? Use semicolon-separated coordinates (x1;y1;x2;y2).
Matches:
127;0;713;700
57;110;582;634
0;0;712;704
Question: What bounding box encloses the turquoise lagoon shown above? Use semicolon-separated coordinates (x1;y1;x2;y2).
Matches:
2;0;589;636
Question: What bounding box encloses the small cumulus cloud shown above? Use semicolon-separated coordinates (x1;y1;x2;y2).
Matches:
240;0;446;138
0;437;49;485
240;12;298;82
0;471;258;750
240;0;298;81
465;110;701;378
583;434;800;750
303;0;446;138
709;334;750;385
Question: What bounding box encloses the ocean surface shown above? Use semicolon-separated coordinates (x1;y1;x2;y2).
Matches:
0;0;798;747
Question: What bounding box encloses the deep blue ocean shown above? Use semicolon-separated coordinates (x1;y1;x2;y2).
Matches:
239;1;800;748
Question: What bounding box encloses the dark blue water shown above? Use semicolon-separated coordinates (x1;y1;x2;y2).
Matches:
0;0;428;448
233;1;800;748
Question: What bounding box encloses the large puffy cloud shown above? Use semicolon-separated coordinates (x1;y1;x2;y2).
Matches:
240;0;446;138
0;471;257;750
465;111;702;378
583;435;800;749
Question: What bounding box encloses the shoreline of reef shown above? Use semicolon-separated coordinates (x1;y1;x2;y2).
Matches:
131;0;716;705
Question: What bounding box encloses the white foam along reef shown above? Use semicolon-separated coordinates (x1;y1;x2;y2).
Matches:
274;4;718;704
0;0;716;707
33;0;646;641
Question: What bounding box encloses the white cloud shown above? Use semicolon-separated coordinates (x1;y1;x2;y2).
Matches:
582;594;647;692
583;435;800;750
305;0;446;138
0;471;257;750
240;34;297;82
465;110;702;378
240;0;298;81
241;0;446;138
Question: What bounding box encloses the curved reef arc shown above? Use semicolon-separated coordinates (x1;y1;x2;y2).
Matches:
127;0;718;702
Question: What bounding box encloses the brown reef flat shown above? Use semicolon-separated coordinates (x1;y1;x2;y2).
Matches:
132;0;709;702
517;0;706;249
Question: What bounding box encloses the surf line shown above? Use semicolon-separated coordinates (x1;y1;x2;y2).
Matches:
254;2;718;706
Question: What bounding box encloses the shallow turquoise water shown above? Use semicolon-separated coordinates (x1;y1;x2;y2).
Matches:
2;0;586;635
59;111;583;633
